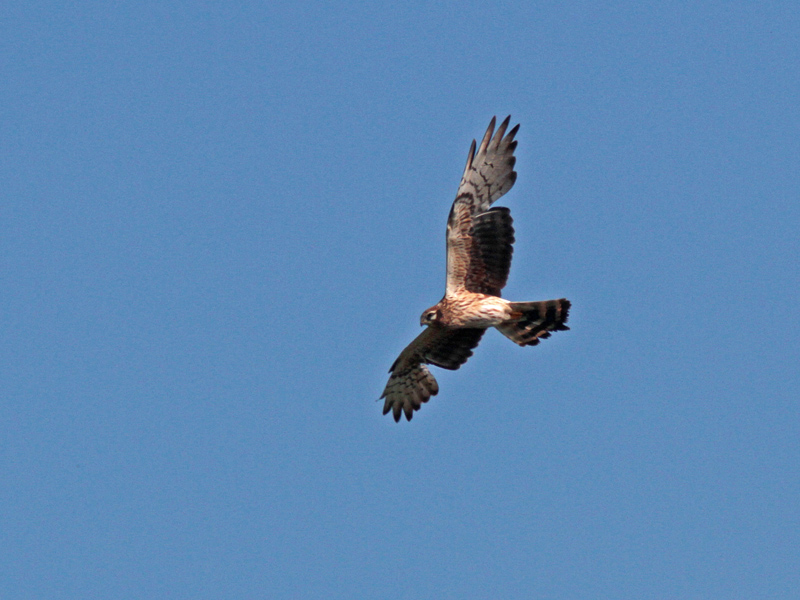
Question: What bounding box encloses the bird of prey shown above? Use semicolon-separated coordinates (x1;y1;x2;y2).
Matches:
381;116;571;422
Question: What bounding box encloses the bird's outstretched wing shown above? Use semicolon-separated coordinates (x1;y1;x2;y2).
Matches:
381;326;486;422
446;116;519;297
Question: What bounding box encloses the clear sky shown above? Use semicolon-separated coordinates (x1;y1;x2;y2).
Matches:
3;1;799;598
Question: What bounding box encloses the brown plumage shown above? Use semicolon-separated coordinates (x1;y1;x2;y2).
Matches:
381;117;571;422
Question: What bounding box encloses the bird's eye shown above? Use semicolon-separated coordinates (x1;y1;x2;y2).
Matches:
427;312;436;321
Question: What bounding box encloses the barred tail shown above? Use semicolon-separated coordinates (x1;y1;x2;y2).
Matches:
496;299;571;346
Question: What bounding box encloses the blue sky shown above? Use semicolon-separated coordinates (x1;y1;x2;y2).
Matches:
2;1;799;598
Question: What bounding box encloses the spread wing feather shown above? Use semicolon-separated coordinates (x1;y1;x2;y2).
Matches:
446;116;519;296
381;327;486;422
466;207;515;296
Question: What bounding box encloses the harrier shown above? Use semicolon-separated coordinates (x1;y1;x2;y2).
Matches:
381;116;571;421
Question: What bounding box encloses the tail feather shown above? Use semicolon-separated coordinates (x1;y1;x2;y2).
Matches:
497;298;571;346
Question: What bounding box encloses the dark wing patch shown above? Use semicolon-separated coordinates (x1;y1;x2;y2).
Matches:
464;207;515;296
424;327;486;370
381;326;486;421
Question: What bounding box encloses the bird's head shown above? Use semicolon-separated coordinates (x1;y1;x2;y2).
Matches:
420;306;442;326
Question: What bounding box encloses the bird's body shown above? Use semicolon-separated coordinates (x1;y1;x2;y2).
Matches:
381;117;571;422
423;293;512;329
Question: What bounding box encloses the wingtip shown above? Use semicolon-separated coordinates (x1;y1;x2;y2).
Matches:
492;115;513;147
477;118;496;156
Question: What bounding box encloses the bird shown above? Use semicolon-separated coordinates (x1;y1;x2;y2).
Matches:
381;116;571;422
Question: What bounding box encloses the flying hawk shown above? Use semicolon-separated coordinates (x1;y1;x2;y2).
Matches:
381;116;571;421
